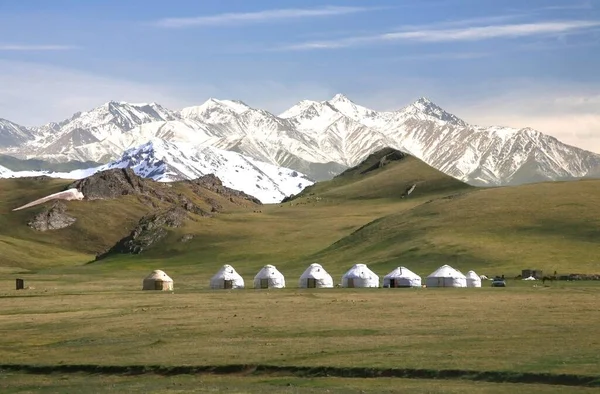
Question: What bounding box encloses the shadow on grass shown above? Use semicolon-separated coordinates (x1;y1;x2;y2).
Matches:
0;364;598;388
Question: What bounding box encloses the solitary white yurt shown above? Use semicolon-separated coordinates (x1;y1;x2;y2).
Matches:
142;270;174;291
298;263;334;288
341;264;379;288
254;265;286;289
425;265;467;288
210;264;245;289
466;270;482;288
383;266;422;288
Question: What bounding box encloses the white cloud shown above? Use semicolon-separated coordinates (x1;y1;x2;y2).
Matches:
0;45;77;51
155;6;374;28
280;20;600;50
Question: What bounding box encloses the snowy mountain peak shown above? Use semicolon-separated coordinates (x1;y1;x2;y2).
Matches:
414;97;433;105
0;118;35;147
279;100;320;118
400;97;467;126
181;98;251;121
205;98;251;113
329;93;353;103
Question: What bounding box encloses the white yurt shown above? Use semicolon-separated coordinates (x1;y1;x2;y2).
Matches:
383;266;422;288
425;265;467;288
142;270;174;291
254;265;286;289
210;264;245;289
341;264;379;288
298;263;334;288
466;270;482;288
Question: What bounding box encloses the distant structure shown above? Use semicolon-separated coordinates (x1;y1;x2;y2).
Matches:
254;265;285;289
298;263;334;288
383;266;421;288
12;188;84;211
210;264;245;289
426;265;467;288
341;264;379;288
466;270;482;287
142;270;174;291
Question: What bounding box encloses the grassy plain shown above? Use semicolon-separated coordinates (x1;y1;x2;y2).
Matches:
0;286;598;377
1;152;600;391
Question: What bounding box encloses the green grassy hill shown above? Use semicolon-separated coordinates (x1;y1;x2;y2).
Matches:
1;149;598;282
310;179;600;277
289;147;473;201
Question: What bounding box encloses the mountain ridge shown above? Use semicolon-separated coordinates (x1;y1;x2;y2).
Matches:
0;140;313;204
1;94;598;186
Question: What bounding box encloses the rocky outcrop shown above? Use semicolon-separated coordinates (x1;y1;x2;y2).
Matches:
95;207;187;259
28;201;76;231
68;168;155;200
186;174;262;205
360;149;408;175
68;169;260;212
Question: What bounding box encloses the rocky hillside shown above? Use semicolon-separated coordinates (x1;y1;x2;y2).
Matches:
5;168;262;262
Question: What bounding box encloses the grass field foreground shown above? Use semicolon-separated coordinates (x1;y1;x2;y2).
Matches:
0;287;598;377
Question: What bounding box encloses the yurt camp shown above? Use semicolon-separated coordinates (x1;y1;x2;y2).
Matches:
142;270;174;291
298;263;334;288
425;265;467;288
254;265;286;289
341;264;379;288
210;264;245;289
383;266;422;288
466;270;482;288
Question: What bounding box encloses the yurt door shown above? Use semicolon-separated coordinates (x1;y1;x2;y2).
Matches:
224;280;233;289
260;279;269;289
307;278;316;288
154;280;164;290
389;278;397;288
347;278;355;288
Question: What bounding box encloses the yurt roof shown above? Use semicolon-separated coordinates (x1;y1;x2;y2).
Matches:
213;264;242;279
300;263;331;278
343;263;378;278
384;266;420;279
144;270;173;282
255;264;283;278
427;264;466;279
466;270;480;279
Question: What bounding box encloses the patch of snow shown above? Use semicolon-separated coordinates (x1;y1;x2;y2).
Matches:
0;140;313;204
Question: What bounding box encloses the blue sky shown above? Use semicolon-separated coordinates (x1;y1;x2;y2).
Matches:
0;0;599;150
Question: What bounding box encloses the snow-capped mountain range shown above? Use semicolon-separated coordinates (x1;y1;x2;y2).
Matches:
1;94;599;189
0;140;312;203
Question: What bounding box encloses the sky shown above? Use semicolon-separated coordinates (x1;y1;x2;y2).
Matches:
0;0;599;151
